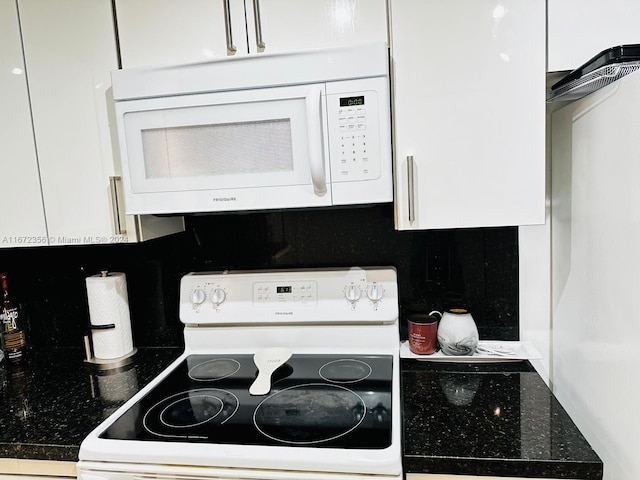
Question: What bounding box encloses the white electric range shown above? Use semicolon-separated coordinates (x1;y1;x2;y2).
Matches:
77;266;401;480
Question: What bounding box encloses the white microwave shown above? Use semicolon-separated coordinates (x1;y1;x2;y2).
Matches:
110;43;392;215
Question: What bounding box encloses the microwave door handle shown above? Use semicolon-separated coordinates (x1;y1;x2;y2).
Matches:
306;87;327;196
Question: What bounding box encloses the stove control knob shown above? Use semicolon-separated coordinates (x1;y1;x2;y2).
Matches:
210;288;227;307
191;288;206;306
344;285;361;303
367;284;384;302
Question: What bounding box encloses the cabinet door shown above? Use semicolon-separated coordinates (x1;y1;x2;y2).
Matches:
390;0;545;230
244;0;388;54
114;0;248;68
0;0;48;248
18;0;127;246
548;0;640;73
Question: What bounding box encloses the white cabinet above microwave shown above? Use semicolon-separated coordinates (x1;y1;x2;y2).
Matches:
111;44;392;215
113;0;388;67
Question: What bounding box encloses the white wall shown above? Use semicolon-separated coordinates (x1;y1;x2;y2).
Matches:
519;222;551;384
518;97;556;385
545;73;640;480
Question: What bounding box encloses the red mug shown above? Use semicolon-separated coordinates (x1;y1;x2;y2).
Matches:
407;313;440;355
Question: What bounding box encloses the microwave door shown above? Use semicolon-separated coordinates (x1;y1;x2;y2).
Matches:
116;85;331;214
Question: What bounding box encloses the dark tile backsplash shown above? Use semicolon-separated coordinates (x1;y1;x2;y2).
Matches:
0;204;518;351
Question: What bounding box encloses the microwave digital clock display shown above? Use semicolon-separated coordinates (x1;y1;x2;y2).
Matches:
340;96;365;107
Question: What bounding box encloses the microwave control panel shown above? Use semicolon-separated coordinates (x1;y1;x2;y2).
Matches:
326;79;386;183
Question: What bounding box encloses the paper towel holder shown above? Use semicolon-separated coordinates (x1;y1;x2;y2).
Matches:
83;270;137;370
83;330;137;371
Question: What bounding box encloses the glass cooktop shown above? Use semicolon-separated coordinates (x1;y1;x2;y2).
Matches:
100;354;393;449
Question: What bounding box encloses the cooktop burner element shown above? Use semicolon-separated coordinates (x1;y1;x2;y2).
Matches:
319;359;373;383
101;353;392;449
254;383;366;444
188;358;241;381
144;388;239;438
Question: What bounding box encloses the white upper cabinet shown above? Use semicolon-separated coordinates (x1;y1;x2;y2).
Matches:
114;0;248;68
18;0;183;245
244;0;388;54
0;0;48;248
389;0;546;230
115;0;387;68
19;0;121;245
548;0;640;73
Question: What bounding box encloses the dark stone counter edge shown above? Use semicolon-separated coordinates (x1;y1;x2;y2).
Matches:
404;455;604;480
0;443;77;463
3;445;606;479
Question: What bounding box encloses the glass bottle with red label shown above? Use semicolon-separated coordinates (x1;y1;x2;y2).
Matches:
0;273;27;364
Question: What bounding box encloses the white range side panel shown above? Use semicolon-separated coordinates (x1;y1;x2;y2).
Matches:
243;0;388;54
548;0;640;73
0;0;47;248
114;0;248;67
390;0;546;230
551;72;640;480
517;102;555;384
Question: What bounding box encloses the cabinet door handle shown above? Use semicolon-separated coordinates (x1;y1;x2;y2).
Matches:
252;0;266;51
223;0;237;54
109;176;127;235
407;155;415;223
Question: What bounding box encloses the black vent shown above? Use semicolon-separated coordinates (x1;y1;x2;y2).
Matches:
548;44;640;102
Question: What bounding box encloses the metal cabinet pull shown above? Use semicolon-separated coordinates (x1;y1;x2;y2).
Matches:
252;0;266;51
109;176;127;235
223;0;237;54
407;155;415;223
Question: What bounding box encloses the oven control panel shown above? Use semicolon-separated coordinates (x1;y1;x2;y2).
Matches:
253;281;318;306
179;267;398;325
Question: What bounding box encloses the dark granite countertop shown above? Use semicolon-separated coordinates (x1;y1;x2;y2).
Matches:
0;349;604;480
0;347;181;462
402;359;603;479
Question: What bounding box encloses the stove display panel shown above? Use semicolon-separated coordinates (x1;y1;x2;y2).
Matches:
99;354;393;449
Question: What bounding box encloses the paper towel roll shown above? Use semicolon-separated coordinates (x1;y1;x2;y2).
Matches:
86;272;134;360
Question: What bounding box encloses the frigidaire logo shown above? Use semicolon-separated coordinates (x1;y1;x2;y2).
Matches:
212;197;237;202
275;311;294;316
